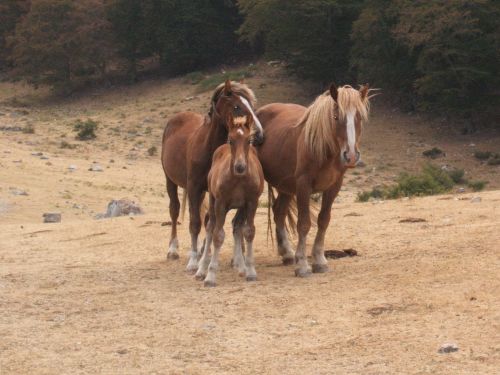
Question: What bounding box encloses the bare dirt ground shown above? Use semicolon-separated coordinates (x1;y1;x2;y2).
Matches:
1;63;499;374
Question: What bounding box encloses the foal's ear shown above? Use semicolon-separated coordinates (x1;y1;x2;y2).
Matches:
329;83;338;102
360;83;370;100
224;79;232;96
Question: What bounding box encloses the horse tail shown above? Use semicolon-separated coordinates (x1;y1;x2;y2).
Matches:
283;194;319;236
180;188;187;223
267;184;275;245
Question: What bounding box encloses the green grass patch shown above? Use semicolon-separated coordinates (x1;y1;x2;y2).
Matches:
73;119;98;140
196;67;256;93
147;146;157;156
356;164;475;202
184;71;205;85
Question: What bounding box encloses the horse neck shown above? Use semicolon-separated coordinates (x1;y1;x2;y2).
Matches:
206;116;228;153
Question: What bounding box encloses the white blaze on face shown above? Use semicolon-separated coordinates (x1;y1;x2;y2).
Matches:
346;110;356;155
237;128;244;135
239;96;263;135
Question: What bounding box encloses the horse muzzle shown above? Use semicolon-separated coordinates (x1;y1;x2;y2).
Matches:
342;150;360;168
234;162;247;175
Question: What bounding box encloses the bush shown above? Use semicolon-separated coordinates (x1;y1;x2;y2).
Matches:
197;67;255;92
184;71;205;85
357;164;465;201
60;140;77;149
74;119;98;140
147;146;157;156
422;147;444;159
474;151;492;160
487;155;500;166
468;180;487;192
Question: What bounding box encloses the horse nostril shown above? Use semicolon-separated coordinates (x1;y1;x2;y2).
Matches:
343;151;350;163
355;151;361;162
235;164;246;174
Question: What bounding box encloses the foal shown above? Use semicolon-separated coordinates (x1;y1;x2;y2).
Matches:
195;121;264;287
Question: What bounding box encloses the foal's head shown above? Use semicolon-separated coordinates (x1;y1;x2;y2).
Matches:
227;121;252;176
211;80;264;144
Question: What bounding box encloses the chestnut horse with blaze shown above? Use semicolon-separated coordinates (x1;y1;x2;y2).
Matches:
257;84;371;277
161;80;263;272
195;121;264;287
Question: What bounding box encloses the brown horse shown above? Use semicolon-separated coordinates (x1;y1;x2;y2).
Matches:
257;84;371;277
195;117;264;287
161;80;263;272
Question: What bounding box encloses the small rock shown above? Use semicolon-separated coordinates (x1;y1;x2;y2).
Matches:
356;160;366;167
31;152;43;156
438;343;459;354
456;187;465;193
10;188;28;196
89;164;103;172
40;155;49;160
116;349;128;355
100;199;144;218
68;165;77;171
43;213;61;223
470;196;481;203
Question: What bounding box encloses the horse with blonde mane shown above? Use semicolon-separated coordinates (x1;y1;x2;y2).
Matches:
161;80;263;272
257;83;371;277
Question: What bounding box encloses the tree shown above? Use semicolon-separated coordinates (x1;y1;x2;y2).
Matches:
239;0;364;84
9;0;115;92
0;0;31;70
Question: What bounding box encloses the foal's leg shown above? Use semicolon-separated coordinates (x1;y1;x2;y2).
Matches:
195;195;216;280
312;183;341;273
166;177;180;260
273;193;295;265
232;208;246;276
186;184;205;273
204;201;226;287
243;202;258;281
295;178;312;277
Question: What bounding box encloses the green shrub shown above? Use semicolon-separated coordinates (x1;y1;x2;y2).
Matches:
60;140;77;149
447;168;466;184
147;146;157;156
474;151;492;160
356;187;385;202
422;147;444;159
74;119;98;140
487;155;500;166
468;180;487;192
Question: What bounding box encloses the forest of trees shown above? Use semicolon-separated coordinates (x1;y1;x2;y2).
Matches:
1;0;498;121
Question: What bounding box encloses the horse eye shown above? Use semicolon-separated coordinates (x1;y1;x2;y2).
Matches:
228;139;233;145
234;105;239;110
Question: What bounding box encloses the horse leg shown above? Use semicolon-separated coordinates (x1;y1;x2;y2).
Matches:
166;177;180;260
295;178;312;277
204;200;226;288
273;193;295;265
312;184;341;273
232;208;246;276
243;202;258;281
195;195;215;280
186;185;204;273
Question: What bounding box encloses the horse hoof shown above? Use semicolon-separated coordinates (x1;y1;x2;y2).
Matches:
295;268;312;278
194;273;205;281
312;264;329;273
282;257;295;266
186;266;198;275
246;275;257;282
167;252;179;260
204;280;216;288
238;271;246;277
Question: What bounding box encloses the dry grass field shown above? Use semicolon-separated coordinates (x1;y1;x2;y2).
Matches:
1;63;499;374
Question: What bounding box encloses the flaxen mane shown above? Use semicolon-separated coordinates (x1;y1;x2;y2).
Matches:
298;85;370;163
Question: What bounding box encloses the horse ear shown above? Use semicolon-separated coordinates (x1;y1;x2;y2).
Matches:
224;79;232;96
360;83;370;100
329;83;338;102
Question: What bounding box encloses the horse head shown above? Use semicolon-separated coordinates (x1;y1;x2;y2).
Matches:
227;117;252;176
329;83;370;168
211;80;264;145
